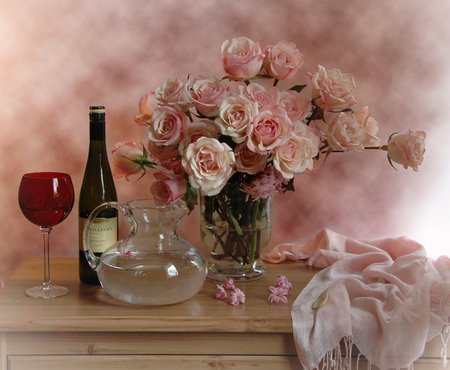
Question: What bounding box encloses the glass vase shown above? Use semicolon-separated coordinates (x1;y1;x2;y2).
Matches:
200;184;272;281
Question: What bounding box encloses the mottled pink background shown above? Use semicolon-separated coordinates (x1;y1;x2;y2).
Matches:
1;0;449;284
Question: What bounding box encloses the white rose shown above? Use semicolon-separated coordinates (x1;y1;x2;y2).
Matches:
239;83;280;106
326;112;366;152
221;37;265;81
387;129;426;172
182;137;235;196
263;40;305;80
279;90;312;122
273;122;320;178
246;105;293;154
308;65;357;111
178;119;220;156
215;95;258;143
234;143;269;175
154;78;192;112
148;106;188;146
190;75;229;117
353;106;381;147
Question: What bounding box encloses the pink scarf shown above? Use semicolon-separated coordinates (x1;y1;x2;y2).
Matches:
261;229;450;369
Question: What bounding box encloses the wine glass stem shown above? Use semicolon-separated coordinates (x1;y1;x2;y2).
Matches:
40;226;53;290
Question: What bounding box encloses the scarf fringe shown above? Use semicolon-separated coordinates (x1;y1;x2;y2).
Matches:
440;323;450;367
312;336;353;370
312;337;419;370
430;286;450;366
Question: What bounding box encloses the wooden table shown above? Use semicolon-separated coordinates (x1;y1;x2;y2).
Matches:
0;258;447;369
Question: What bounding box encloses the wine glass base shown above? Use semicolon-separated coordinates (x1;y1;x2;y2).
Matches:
25;285;69;299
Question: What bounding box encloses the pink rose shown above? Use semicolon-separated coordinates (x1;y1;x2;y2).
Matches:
148;106;187;146
326;112;366;152
215;95;258;143
221;37;265;81
112;142;146;181
190;75;229;117
273;122;320;179
134;92;158;126
154;78;192;112
234;143;269;175
387;129;426;172
353;106;381;147
182;137;235;196
246;105;293;154
160;158;184;174
147;141;183;174
148;141;179;163
263;40;304;80
279;90;312;122
150;172;187;206
178;119;220;156
308;65;357;111
239;83;280;107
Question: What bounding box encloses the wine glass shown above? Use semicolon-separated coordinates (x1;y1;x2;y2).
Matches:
18;172;75;298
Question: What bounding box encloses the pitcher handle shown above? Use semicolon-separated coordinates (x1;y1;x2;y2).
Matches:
83;201;125;272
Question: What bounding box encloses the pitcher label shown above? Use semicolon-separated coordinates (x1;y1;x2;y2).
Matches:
79;217;118;253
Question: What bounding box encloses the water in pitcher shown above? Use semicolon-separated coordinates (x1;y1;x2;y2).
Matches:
99;251;206;305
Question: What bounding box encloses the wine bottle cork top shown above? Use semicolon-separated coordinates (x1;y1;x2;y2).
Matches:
89;106;105;113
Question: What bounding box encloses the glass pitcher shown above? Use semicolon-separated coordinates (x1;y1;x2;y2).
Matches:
83;198;207;305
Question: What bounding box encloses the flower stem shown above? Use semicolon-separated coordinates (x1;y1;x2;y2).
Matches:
223;201;243;236
364;146;383;150
215;194;248;263
250;200;260;263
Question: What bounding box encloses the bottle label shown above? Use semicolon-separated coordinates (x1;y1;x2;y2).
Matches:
79;217;118;253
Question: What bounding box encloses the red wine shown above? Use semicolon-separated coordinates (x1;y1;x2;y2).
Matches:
20;202;72;227
18;172;74;227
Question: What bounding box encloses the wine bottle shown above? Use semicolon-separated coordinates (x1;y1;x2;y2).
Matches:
78;106;118;285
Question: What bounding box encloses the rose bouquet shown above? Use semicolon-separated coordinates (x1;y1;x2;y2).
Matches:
112;37;426;280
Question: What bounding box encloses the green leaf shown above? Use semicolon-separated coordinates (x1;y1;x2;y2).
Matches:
192;110;217;121
322;147;334;165
283;178;295;192
225;204;243;236
327;108;353;113
387;153;397;171
260;58;270;71
137;144;157;169
183;186;198;214
305;105;324;126
218;133;237;151
289;84;307;93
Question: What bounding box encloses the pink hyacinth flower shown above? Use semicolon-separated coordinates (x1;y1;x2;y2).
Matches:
223;278;235;290
276;275;293;293
242;165;288;201
215;284;227;300
268;286;289;304
228;288;246;306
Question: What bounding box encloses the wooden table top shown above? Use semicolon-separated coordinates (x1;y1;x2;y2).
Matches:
0;258;319;334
